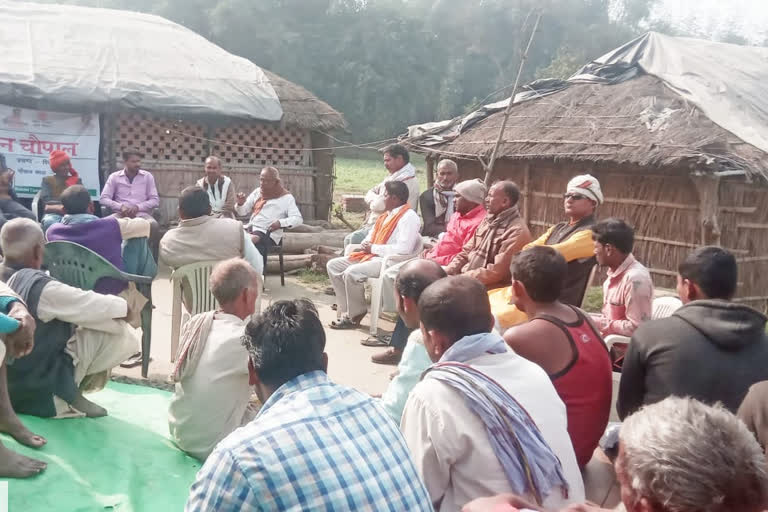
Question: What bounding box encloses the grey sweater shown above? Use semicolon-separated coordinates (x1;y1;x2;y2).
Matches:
618;299;768;419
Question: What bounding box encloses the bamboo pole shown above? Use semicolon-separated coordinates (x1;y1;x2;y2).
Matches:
482;11;542;187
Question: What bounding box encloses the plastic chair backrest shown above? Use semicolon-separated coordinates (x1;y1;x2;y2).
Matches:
652;296;683;320
44;241;124;291
170;261;218;315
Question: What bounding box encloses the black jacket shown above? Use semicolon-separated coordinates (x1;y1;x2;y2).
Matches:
618;299;768;419
419;188;447;238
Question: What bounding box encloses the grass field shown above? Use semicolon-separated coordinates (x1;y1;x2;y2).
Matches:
333;155;428;199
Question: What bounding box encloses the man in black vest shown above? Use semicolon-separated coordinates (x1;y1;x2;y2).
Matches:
0;218;138;418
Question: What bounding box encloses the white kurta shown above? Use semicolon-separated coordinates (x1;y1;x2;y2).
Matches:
400;351;585;511
168;312;253;460
235;189;303;244
36;280;138;416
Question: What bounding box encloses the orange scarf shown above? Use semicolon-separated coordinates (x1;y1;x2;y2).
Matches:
251;189;290;217
349;206;411;263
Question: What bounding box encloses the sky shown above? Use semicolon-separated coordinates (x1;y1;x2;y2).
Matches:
656;0;768;43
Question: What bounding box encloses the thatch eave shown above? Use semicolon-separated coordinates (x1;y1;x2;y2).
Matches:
405;75;768;182
263;71;347;133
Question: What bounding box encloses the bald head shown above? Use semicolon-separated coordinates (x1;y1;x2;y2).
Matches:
418;276;493;344
0;218;45;265
395;259;447;301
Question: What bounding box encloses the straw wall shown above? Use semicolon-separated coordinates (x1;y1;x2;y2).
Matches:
452;157;768;311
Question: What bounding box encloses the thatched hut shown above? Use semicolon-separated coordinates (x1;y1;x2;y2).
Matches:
404;33;768;311
0;2;346;223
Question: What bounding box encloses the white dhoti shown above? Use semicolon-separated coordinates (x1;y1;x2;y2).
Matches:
54;322;138;417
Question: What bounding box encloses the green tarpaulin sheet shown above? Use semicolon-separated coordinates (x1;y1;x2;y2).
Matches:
3;381;201;511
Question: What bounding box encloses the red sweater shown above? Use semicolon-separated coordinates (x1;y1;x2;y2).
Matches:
424;205;485;266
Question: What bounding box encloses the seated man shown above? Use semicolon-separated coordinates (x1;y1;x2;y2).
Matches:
590;218;653;338
185;299;432;511
0;280;48;478
370;178;487;365
345;144;420;246
379;259;446;421
0;219;138;418
235;166;303;258
326;181;421;329
490;174;602;330
502;247;612;468
47;185;155;352
160;186;263;276
40;150;82;232
419;158;458;237
463;397;768;512
196;156;236;219
400;275;584;511
169;258;260;461
99;148;161;258
445;181;531;288
0;154;35;230
618;246;768;419
422;178;487;265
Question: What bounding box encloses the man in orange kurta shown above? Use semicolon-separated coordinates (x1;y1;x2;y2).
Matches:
326;181;422;329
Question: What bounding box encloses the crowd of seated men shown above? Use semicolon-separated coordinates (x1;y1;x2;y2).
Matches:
1;143;768;512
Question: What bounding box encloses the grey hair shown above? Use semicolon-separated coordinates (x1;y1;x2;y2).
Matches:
618;396;768;512
205;155;222;167
436;159;458;174
261;166;280;179
209;258;260;305
0;218;44;262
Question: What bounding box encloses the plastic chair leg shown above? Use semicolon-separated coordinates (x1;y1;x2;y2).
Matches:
141;299;152;378
170;279;182;363
279;247;285;286
369;277;382;336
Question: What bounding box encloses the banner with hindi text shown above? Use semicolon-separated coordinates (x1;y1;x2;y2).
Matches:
0;104;100;198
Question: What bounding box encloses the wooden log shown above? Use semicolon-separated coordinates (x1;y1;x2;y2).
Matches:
287;224;324;233
265;254;312;273
282;231;349;253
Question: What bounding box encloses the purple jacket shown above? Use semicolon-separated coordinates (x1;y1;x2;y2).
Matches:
46;217;127;295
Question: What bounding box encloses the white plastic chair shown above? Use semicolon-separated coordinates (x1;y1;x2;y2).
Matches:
344;240;423;335
169;261;263;362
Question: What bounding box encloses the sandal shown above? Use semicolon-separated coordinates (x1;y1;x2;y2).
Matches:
360;334;391;347
329;317;361;330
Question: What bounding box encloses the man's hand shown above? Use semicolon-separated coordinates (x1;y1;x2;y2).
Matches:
360;241;372;253
5;302;35;359
269;220;282;232
236;192;247;206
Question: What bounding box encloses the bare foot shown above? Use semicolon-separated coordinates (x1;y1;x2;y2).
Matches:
0;415;46;448
0;442;46;478
71;394;107;418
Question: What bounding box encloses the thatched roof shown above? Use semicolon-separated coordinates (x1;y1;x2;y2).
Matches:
264;70;347;132
407;74;768;180
1;2;346;131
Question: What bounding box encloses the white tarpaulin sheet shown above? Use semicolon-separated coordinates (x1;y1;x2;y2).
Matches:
0;104;100;199
0;2;283;122
408;32;768;155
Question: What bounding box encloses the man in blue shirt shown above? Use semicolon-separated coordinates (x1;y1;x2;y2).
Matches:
185;298;432;511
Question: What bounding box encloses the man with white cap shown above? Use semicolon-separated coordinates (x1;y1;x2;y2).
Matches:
490;174;602;330
368;179;488;365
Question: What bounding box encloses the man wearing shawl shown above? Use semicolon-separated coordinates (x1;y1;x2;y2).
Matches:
195;156;236;219
168;258;260;461
490;174;602;330
419;159;458;238
327;181;421;329
445;180;531;287
400;275;583;511
344;144;420;246
235;166;303;258
0;153;35;230
40;150;83;232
